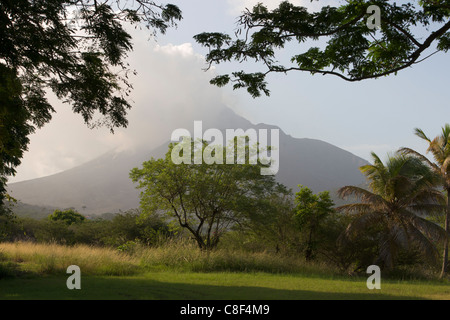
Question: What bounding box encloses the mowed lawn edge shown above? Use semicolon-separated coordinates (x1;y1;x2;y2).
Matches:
1;271;450;300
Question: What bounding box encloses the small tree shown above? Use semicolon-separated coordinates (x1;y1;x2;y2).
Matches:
239;185;296;254
48;209;86;225
294;185;335;260
130;139;283;251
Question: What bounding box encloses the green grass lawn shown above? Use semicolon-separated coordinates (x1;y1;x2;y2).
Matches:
2;271;450;300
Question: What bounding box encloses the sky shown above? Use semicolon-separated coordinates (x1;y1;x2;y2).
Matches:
8;0;450;183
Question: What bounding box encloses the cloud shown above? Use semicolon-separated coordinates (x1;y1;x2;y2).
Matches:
9;28;229;183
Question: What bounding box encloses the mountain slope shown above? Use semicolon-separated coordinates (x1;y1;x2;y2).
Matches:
7;107;369;215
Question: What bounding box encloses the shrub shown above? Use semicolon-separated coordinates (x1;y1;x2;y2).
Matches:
48;209;86;225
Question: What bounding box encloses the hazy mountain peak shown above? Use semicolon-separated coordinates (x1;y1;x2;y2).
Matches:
8;106;368;215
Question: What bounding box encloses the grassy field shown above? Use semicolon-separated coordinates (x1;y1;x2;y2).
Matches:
3;271;450;300
1;242;450;300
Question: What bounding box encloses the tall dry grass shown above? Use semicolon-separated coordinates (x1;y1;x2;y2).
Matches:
0;240;338;277
0;241;141;276
137;239;336;275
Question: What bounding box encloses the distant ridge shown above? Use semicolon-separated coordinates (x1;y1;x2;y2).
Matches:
7;106;368;215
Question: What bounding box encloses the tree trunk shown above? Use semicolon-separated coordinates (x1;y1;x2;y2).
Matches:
440;189;450;278
305;228;314;261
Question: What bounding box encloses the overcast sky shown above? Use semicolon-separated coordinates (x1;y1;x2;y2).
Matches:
9;0;450;183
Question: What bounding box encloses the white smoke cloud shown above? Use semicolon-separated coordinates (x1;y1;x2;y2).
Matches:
9;28;229;183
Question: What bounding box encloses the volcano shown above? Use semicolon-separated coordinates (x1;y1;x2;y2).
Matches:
7;106;368;215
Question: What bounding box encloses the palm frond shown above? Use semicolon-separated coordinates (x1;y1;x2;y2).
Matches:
408;187;445;205
428;137;446;164
398;147;440;172
441;157;450;178
342;210;385;240
414;127;431;143
442;124;450;145
405;211;448;243
338;186;385;205
370;151;384;167
360;152;390;194
335;203;373;214
405;223;441;264
376;233;398;269
408;203;446;217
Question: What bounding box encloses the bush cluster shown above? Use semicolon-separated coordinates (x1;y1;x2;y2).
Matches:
0;205;441;279
0;209;171;248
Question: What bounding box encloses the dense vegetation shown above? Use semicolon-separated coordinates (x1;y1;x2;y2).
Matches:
1;3;449;301
1;125;450;284
0;207;444;280
1;0;448;277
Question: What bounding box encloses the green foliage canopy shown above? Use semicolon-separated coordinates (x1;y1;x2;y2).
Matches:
48;208;85;225
130;139;287;250
194;0;450;97
0;0;182;208
294;185;334;260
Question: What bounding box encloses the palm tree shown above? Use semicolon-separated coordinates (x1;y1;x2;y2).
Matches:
337;152;446;270
400;124;450;278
